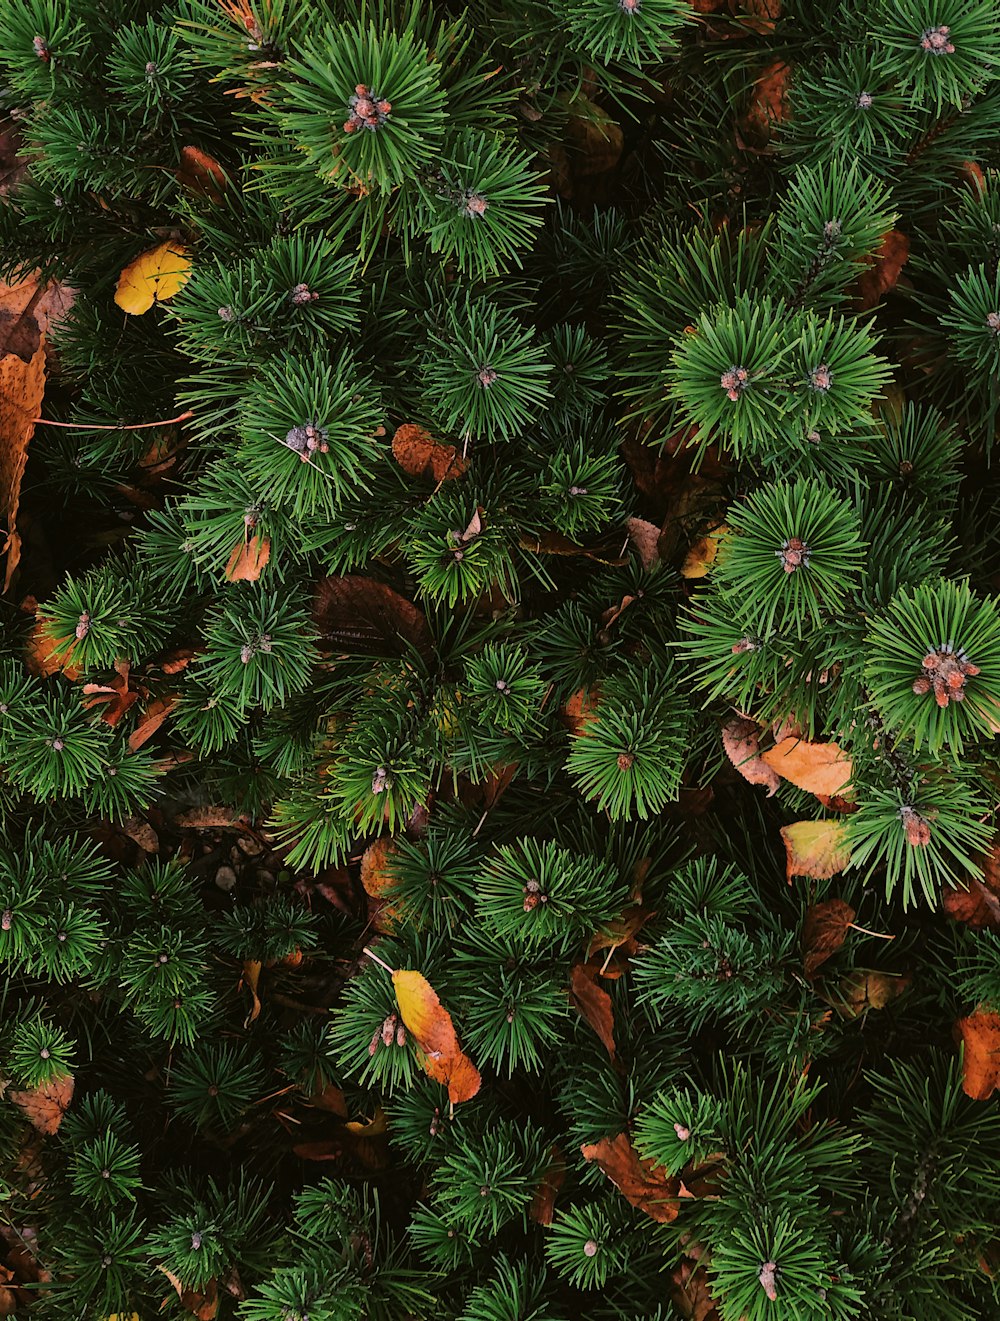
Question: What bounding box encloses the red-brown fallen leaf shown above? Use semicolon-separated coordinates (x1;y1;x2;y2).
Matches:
127;695;176;751
0;273;75;363
782;820;852;885
391;423;467;483
292;1140;345;1161
833;970;910;1018
7;1073;74;1134
625;516;662;570
943;878;1000;929
23;616;80;679
158;1265;220;1321
581;1133;680;1223
761;736;853;798
313;574;432;658
736;0;781;32
242;959;262;1025
176;145;229;202
519;529;630;565
529;1146;567;1226
392;968;481;1105
814;792;859;813
801;898;856;978
669;1260;723;1321
0;339;46;590
570;963;616;1059
82;659;139;727
588;904;656;970
564;95;624;176
741;60;790;142
120;815;159;853
309;1084;349;1117
856;229;910;311
224;534;271;582
160;648;196;674
956;1007;1000;1100
722;716;780;796
360;836;401;932
563;685;601;736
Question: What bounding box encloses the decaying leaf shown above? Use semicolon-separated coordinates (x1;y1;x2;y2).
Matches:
313;574;431;658
625;516;662;570
781;820;852;884
581;1132;680;1223
391;968;481;1104
360;837;401;932
570;963;616;1059
563;685;601;736
856;229;910;311
176;146;229;201
669;1261;723;1321
680;524;727;579
761;736;853;798
801;898;856;978
7;1073;74;1134
741;60;790;142
942;878;1000;930
392;423;467;483
127;695;177;751
564;95;624;176
0;273;75;362
721;716;779;796
0;340;46;589
225;534;271;582
529;1146;567;1226
242;959;262;1025
834;970;910;1018
114;242;192;315
956;1007;1000;1100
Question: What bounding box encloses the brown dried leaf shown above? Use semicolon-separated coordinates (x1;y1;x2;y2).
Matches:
581;1133;680;1223
224;534;271;582
392;969;481;1105
834;970;910;1019
625;516;661;570
8;1073;74;1134
242;959;262;1025
956;1007;1000;1100
0;273;75;363
782;821;852;885
721;716;780;796
529;1146;567;1226
741;60;790;143
392;423;467;483
518;529;629;565
856;229;910;311
120;815;159;853
0;340;46;590
127;695;176;751
174;806;244;829
942;878;1000;930
563;685;601;736
669;1261;723;1321
176;146;229;202
761;737;853;798
564;96;624;176
801;898;856;978
313;575;431;658
570;963;616;1059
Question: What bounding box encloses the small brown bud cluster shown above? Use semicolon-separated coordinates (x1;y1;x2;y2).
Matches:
911;643;979;707
33;35;50;61
583;1239;599;1257
776;536;810;574
371;765;391;795
856;91;874;109
732;636;760;655
758;1261;778;1302
462;191;489;218
899;805;931;848
720;365;749;402
920;25;954;54
218;305;236;322
674;1122;691;1141
1;909;12;931
523;877;549;912
808;363;833;392
429;1106;441;1137
344;84;392;134
368;1011;407;1056
617;751;635;771
987;312;1000;334
284;421;329;462
477;365;499;388
619;0;641;12
75;611;91;640
240;634;272;666
289;282;319;307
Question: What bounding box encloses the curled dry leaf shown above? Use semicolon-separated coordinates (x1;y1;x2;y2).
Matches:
570;963;616;1059
360;836;401;932
563;685;601;736
0;340;45;590
761;736;853;798
176;145;229;201
391;423;467;483
225;534;271;582
391;968;481;1105
313;574;431;659
781;820;852;884
625;516;662;570
7;1073;74;1134
114;242;192;315
801;898;856;978
529;1146;567;1226
580;1133;680;1223
721;716;780;796
128;695;177;751
956;1007;1000;1100
242;958;262;1025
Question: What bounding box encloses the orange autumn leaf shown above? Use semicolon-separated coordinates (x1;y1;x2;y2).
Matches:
722;715;779;796
176;146;229;202
391;968;481;1104
529;1146;567;1226
0;272;75;362
801;898;856;978
224;534;271;582
8;1073;74;1134
23;616;81;679
570;963;616;1059
114;242;192;315
856;229;910;311
956;1007;1000;1100
580;1133;680;1223
127;695;176;751
0;339;45;590
781;820;852;884
942;878;1000;930
391;423;467;483
680;524;727;579
761;736;853;798
563;685;601;736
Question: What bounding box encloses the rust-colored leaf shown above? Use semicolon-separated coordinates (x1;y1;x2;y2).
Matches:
570;963;616;1059
956;1007;1000;1100
360;837;401;932
519;529;630;565
781;820;852;885
761;737;853;798
391;423;467;483
669;1261;723;1321
391;968;481;1104
313;574;431;658
741;60;790;143
801;898;856;978
581;1133;680;1223
856;229;910;311
625;516;661;570
943;878;1000;930
127;695;176;751
563;685;601;736
0;340;45;590
176;146;229;202
8;1073;74;1134
242;959;262;1025
564;96;624;176
224;534;271;582
309;1084;349;1117
722;716;779;796
529;1146;567;1226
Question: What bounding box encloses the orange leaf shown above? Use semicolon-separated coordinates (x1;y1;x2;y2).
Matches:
529;1146;567;1226
391;968;481;1105
801;898;856;978
127;695;176;751
114;242;192;315
225;534;271;582
570;963;616;1059
580;1133;680;1223
722;716;779;796
0;339;45;590
856;229;910;311
391;423;467;483
781;820;852;884
943;878;1000;930
7;1073;74;1134
761;736;853;798
680;524;728;579
956;1008;1000;1100
176;146;229;202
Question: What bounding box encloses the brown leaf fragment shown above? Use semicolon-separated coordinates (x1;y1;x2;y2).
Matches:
625;516;662;570
834;970;910;1018
721;716;779;795
391;423;467;483
529;1146;567;1226
669;1261;723;1321
127;695;176;751
741;60;790;143
0;340;46;590
176;145;229;202
942;878;1000;930
801;898;856;977
0;274;75;362
224;534;271;582
956;1007;1000;1100
120;815;159;853
313;575;431;658
570;963;616;1059
856;229;910;310
581;1133;680;1223
761;736;853;798
174;806;245;829
8;1073;74;1134
242;959;262;1025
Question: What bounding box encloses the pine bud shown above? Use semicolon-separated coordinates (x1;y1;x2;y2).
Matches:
758;1261;778;1301
920;25;954;54
776;537;810;574
477;366;499;388
33;35;50;61
462;192;489;218
720;365;749;402
856;91;874;109
674;1123;691;1141
899;805;931;848
583;1239;599;1257
289;282;319;307
75;611;91;640
808;363;833;392
987;312;1000;334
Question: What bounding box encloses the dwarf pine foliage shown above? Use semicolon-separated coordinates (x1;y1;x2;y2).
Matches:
1;0;1000;1318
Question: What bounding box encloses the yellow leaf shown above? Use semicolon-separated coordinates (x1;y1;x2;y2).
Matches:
781;820;851;883
392;968;481;1104
114;242;192;315
680;524;728;579
761;736;853;798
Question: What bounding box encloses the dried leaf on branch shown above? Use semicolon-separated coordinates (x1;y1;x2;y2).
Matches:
781;821;852;884
581;1132;680;1223
570;963;616;1059
390;967;481;1104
